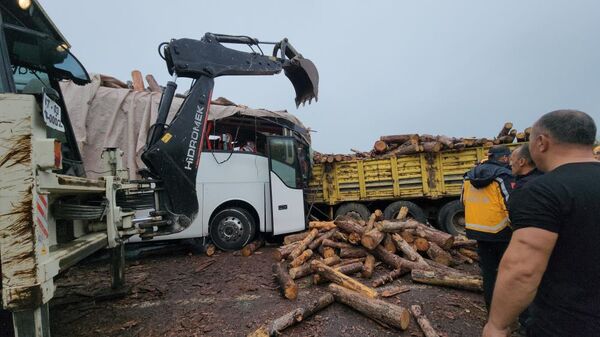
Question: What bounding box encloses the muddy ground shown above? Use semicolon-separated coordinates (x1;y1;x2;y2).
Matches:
46;242;499;337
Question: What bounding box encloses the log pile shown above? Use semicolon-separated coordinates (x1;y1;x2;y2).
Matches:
313;122;532;163
264;211;482;335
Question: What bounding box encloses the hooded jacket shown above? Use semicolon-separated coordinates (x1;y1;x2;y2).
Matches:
461;160;514;242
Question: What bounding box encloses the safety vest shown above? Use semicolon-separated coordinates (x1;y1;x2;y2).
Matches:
461;178;510;234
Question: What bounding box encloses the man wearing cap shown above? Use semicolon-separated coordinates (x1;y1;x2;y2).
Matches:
462;145;514;309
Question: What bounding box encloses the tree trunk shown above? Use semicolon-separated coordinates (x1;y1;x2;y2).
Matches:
372;268;407;287
287;229;319;261
498;122;514;138
400;230;414;243
373;140;388;154
411;269;483;292
241;239;264;257
414;237;430;252
348;232;362;245
458;248;479;261
308;221;336;231
274;241;300;261
283;232;310;245
366;210;383;231
422;141;443;153
328;284;411;330
426;242;453;266
205;243;216;257
339;247;368;259
383;234;397;254
334;216;366;235
452;239;477;249
322;239;353;250
436;135;454;149
308;229;336;250
361;228;386;250
383;143;422;157
322;246;338;259
333;231;349;242
380;134;419;145
131;70;144;91
377;220;419;233
396;206;409;220
262;293;335;337
289;256;341;280
273;262;298;300
410;305;440;337
145;74;162;92
407;224;454;250
310;260;378;298
313;262;364;284
289;249;313;268
391;233;425;264
362;254;376;278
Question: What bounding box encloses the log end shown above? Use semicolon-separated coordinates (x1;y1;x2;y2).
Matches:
285;284;299;300
399;308;411;330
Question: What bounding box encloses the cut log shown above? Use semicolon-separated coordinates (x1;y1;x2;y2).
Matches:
273;242;300;261
287;229;319;261
308;221;336;231
313;262;365;284
383;143;422;157
348;232;362;245
426;242;453;266
266;293;335;336
496;135;515;144
361;228;386;250
366;209;383;231
289;256;341;279
498;122;514;138
516;132;527;142
376;219;419;233
241;239;264;257
400;230;415;244
411;269;483;292
334;154;343;162
524;127;532;141
333;231;349;242
145;74;162;92
273;262;298;300
205;243;216;257
373;140;388;154
436;135;454;149
414;237;430;252
362;254;376;278
339;247;368;259
458;248;480;261
322;246;338;259
396;206;409;220
408;224;454;250
380;284;410;298
422;141;443;153
382;234;397;254
335;257;366;267
391;234;426;264
328;284;410;330
450;250;473;265
310;260;378;298
380;134;419;146
372;268;407;287
410;305;440;337
131;70;144;91
289;249;313;268
308;229;336;250
452;239;477;249
334;216;366;235
322;239;353;250
283;232;310;245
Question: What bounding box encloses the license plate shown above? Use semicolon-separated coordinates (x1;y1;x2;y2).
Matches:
42;94;65;132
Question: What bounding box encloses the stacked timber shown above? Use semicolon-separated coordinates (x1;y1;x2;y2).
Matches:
260;208;482;336
312;121;532;163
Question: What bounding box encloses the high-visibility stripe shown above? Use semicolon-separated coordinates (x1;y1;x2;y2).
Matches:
466;216;509;233
495;177;510;202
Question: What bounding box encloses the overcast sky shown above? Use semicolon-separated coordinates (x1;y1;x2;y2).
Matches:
41;0;600;153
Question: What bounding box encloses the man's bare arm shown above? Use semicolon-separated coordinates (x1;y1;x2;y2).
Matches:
483;227;558;336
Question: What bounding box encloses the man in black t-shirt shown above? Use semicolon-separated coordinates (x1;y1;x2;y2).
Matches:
483;110;599;337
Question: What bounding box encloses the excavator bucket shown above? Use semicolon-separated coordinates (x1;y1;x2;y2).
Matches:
283;57;319;107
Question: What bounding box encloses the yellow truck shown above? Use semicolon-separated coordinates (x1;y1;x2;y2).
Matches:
306;143;520;234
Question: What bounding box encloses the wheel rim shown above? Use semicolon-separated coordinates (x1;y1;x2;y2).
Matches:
217;216;244;243
450;211;466;235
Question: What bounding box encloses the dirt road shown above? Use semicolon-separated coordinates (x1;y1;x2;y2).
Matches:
50;244;490;337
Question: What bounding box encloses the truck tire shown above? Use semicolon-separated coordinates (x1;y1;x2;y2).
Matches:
438;200;465;235
383;201;426;223
209;208;256;251
334;202;370;221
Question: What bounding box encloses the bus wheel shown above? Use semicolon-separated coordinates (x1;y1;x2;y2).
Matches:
334;202;370;221
383;201;426;223
438;200;465;235
210;208;255;251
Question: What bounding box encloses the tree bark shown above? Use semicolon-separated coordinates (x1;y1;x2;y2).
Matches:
373;140;388;154
396;206;409;220
334;216;366;235
372;268;407;287
273;262;298;300
383;143;422;157
361;228;386;250
379;285;410;298
411;269;483;292
205;243;216;257
310;260;378;298
322;246;338;259
400;230;415;243
287;229;319;261
241;239;264;257
422;141;443;153
348;232;362;245
283;232;309;245
410;305;440;337
328;284;411;330
377;220;419;233
289;249;313;268
382;234;397;254
339;247;368;259
458;248;479;261
366;209;383;231
308;229;336;250
426;242;453;266
362;254;376;278
262;293;335;336
313;262;364;284
391;233;426;264
452;239;477;249
308;221;336;231
289;256;341;280
274;241;300;261
380;134;419;145
322;239;353;250
414;237;430;252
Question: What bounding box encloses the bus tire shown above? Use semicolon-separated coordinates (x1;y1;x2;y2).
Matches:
209;207;256;251
383;201;426;223
334;202;370;221
438;200;465;235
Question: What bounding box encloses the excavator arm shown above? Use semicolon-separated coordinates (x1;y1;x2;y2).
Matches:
141;33;318;236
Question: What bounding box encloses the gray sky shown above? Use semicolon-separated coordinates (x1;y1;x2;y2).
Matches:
41;0;600;153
